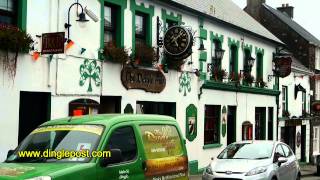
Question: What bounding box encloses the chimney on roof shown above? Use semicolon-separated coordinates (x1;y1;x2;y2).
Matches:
245;0;265;21
277;3;294;19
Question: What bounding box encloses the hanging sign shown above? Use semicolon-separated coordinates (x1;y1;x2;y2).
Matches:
41;32;65;54
121;66;166;93
186;104;197;141
312;101;320;112
273;56;292;78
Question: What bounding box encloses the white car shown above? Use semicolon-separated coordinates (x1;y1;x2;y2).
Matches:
202;141;301;180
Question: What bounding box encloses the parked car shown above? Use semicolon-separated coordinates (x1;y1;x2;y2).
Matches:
202;140;301;180
0;114;189;180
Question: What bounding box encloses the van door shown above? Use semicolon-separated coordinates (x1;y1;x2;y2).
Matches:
138;124;188;180
97;125;144;180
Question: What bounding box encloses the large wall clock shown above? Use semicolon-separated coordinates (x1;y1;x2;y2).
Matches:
163;26;193;60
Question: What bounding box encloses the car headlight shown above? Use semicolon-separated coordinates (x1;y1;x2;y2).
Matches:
245;166;267;176
26;176;51;180
204;165;213;175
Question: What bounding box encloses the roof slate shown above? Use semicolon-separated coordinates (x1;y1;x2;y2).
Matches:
170;0;282;43
263;4;320;46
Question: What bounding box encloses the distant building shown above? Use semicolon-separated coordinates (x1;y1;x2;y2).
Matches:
245;0;320;163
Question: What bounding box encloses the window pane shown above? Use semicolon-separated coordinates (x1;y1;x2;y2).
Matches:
204;105;220;145
0;0;14;11
106;127;137;162
274;145;285;161
104;31;114;45
135;14;144;35
104;6;112;28
281;144;292;157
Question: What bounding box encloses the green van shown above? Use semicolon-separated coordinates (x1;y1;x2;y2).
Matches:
0;114;189;180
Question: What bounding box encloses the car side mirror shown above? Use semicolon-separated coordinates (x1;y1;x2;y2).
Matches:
7;150;15;158
100;149;123;167
278;157;288;166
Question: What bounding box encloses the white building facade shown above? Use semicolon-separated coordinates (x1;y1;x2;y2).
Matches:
0;0;284;172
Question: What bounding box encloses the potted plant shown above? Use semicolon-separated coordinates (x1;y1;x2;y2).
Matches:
104;42;129;64
255;78;267;88
0;24;33;78
228;72;240;84
133;43;157;66
243;73;254;86
212;68;227;82
282;110;291;118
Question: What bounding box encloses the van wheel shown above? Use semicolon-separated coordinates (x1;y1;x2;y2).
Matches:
271;177;277;180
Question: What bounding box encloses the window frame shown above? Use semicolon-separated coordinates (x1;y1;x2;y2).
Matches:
104;4;118;47
204;105;221;145
135;12;147;45
282;86;288;113
104;126;138;165
0;0;17;25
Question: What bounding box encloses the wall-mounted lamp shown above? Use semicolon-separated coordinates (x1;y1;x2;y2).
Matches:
198;42;206;51
64;2;89;40
207;47;225;72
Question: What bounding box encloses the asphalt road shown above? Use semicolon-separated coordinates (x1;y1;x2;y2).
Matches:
190;165;320;180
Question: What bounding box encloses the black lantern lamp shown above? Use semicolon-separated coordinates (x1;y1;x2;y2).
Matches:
198;42;206;51
64;2;89;40
246;56;255;72
215;47;225;61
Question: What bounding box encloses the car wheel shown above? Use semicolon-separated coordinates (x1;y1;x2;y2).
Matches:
271;177;277;180
296;174;301;180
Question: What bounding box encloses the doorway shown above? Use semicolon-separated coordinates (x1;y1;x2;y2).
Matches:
227;106;237;145
268;107;274;140
255;107;266;140
136;101;176;118
99;96;121;113
282;126;296;153
301;125;306;162
19;91;51;143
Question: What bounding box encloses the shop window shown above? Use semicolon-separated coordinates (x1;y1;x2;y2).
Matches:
135;12;147;46
242;121;253;140
104;4;118;47
229;45;238;80
282;86;288;114
0;0;17;25
256;53;263;80
69;99;99;116
204;105;221;145
106;126;137;163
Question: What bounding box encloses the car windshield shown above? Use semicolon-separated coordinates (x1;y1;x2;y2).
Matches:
217;142;274;159
6;124;104;163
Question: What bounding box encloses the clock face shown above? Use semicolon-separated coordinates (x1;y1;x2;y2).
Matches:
163;26;192;57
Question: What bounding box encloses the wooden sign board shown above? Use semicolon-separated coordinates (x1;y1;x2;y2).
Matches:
274;57;292;78
41;32;65;54
121;66;166;93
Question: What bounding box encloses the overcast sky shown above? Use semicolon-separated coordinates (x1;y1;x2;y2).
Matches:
232;0;320;40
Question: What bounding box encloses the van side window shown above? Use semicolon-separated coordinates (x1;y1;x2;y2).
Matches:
281;144;293;157
106;126;137;163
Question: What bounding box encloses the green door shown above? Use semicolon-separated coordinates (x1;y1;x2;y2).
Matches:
97;124;144;180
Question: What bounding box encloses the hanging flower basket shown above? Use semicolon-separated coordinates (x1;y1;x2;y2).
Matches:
0;24;33;78
212;68;227;81
282;110;291;118
104;43;129;64
133;43;157;66
255;78;267;88
243;73;254;86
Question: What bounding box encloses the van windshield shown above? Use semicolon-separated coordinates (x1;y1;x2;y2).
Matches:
6;125;104;163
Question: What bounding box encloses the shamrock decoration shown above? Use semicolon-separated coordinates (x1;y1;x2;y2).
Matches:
179;71;191;96
79;59;101;92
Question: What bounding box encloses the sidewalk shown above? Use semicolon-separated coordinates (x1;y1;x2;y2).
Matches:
301;164;317;177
